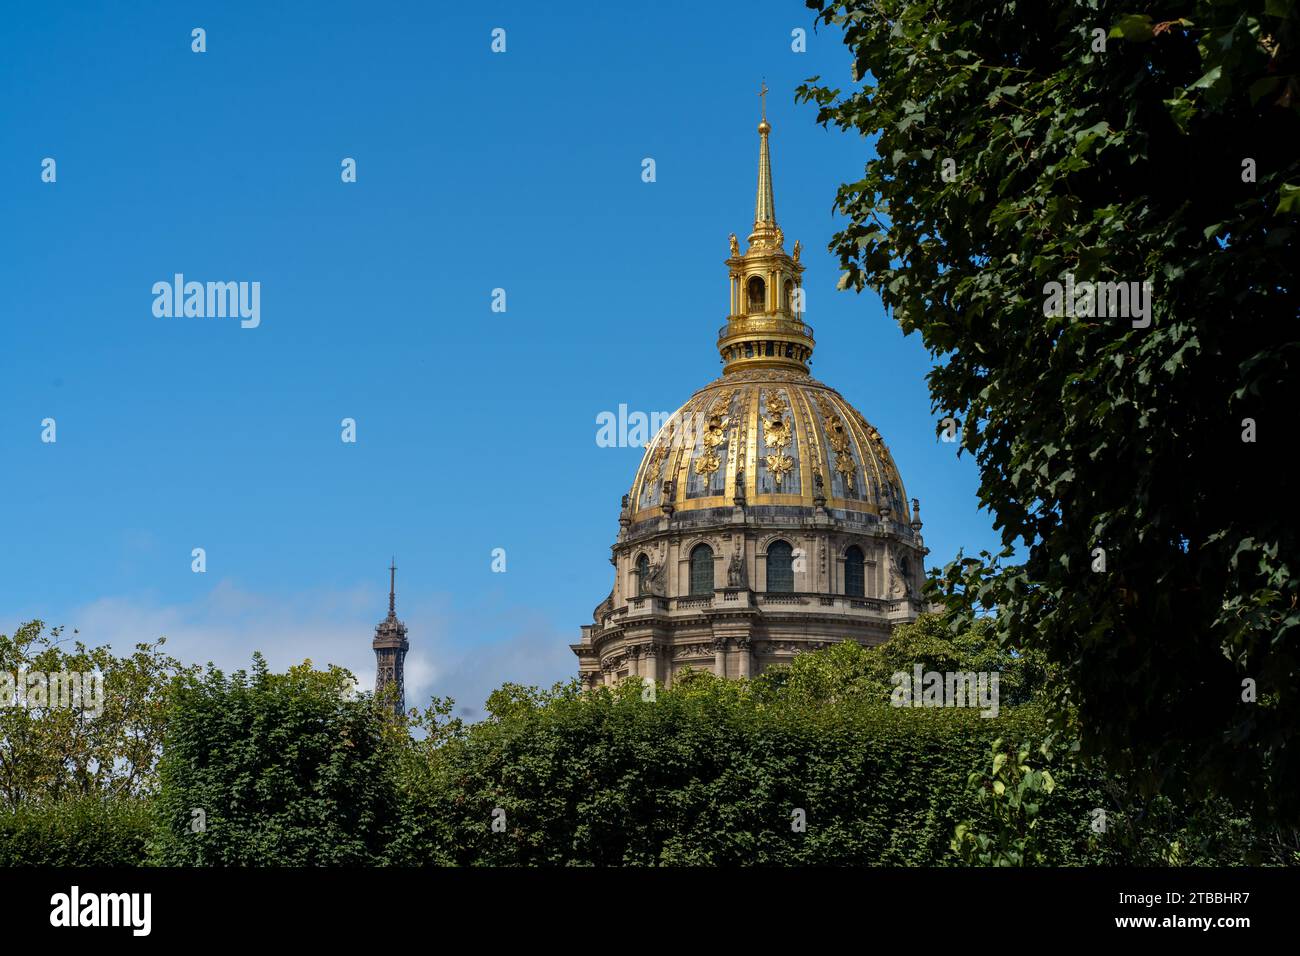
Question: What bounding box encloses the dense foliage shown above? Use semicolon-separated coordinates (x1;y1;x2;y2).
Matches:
798;0;1300;822
148;656;400;865
4;618;1283;866
758;612;1045;706
0;796;152;866
392;682;1087;866
0;621;189;809
386;618;1268;866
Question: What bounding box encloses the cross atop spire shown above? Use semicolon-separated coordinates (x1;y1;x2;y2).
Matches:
753;82;776;230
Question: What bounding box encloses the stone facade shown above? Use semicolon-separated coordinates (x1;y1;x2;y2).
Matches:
573;500;926;688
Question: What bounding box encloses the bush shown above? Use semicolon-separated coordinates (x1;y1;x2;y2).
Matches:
391;679;1111;866
383;622;1271;866
148;655;401;866
0;796;151;866
3;631;1268;867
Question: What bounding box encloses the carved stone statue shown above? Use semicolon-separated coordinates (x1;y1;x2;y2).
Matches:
646;561;667;596
812;469;827;510
888;554;912;599
727;550;746;587
887;565;904;599
660;478;676;516
728;233;739;257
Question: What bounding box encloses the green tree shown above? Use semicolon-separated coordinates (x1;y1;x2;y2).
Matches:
0;620;190;808
799;0;1300;823
388;674;1050;866
953;736;1058;866
381;655;1264;866
149;655;400;865
753;613;1043;706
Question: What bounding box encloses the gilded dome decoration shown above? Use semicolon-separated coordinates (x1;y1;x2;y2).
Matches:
625;380;910;521
572;91;929;689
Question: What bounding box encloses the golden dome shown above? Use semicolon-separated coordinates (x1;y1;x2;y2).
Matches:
626;369;912;525
574;93;927;691
623;88;912;529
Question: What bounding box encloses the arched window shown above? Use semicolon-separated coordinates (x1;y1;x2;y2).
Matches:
689;544;714;595
845;546;865;597
746;276;766;313
767;540;794;593
635;553;650;596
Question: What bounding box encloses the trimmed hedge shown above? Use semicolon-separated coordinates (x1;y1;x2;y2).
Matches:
390;685;1113;866
139;660;1266;867
0;796;151;866
6;674;1269;867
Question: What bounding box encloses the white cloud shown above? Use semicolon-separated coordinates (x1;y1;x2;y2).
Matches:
50;580;574;715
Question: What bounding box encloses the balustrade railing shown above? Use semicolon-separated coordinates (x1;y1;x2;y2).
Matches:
615;592;891;617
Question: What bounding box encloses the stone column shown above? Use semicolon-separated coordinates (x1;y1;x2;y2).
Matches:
625;645;639;680
641;644;658;685
713;638;728;678
736;638;752;679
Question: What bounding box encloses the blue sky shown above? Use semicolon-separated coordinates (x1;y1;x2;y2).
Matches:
0;1;999;715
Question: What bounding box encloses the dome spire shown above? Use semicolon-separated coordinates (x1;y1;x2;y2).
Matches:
719;92;813;374
754;80;776;229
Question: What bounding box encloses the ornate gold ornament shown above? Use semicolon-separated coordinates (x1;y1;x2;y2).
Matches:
765;452;794;485
762;391;792;450
696;390;737;483
761;391;796;487
815;395;858;490
855;411;901;489
696;417;730;482
696;449;722;482
639;425;672;507
648;441;668;475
